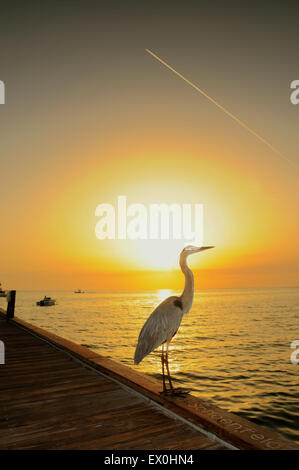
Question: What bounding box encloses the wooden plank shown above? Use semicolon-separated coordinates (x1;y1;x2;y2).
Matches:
0;315;226;450
0;312;298;450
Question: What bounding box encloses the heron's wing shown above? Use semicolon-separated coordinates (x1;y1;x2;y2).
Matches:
134;296;183;365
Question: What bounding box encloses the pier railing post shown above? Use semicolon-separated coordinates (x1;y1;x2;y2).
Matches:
6;290;16;320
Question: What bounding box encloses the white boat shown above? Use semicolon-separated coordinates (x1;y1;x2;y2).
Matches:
36;296;56;306
74;289;84;293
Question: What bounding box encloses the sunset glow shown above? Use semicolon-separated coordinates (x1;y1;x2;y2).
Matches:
1;4;298;291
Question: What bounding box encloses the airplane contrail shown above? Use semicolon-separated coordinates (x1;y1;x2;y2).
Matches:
146;48;294;166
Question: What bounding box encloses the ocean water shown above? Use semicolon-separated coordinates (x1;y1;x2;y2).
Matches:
1;287;298;444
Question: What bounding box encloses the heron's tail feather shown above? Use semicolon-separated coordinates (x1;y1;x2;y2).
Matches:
134;339;150;365
134;344;144;365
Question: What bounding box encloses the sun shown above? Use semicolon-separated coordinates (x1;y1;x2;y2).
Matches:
130;239;185;270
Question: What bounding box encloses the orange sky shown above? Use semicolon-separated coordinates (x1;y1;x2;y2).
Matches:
2;129;298;290
1;3;298;290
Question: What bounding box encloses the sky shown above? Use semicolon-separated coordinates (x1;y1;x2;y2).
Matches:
0;1;298;290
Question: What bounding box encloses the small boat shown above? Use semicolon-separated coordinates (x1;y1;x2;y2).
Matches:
36;296;56;306
74;289;84;293
0;283;6;297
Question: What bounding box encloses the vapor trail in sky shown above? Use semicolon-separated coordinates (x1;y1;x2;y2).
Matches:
146;49;294;166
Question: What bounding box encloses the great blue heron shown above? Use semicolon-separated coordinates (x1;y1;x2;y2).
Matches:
134;245;214;395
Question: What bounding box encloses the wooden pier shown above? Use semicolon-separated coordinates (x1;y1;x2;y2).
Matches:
0;309;298;450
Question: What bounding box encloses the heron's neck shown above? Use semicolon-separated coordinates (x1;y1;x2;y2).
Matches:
179;255;194;314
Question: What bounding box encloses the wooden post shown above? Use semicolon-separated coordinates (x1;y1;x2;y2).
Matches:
6;290;16;320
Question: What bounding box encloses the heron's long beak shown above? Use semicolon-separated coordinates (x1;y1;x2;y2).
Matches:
197;246;215;252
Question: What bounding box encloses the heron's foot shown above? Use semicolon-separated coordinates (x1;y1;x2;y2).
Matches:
160;387;191;398
170;387;191;397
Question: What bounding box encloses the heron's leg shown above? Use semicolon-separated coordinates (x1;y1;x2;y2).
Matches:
161;343;167;392
165;341;174;391
164;342;190;397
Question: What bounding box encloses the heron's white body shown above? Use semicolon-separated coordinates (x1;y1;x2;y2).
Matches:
134;245;214;394
134;245;214;367
134;296;185;365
